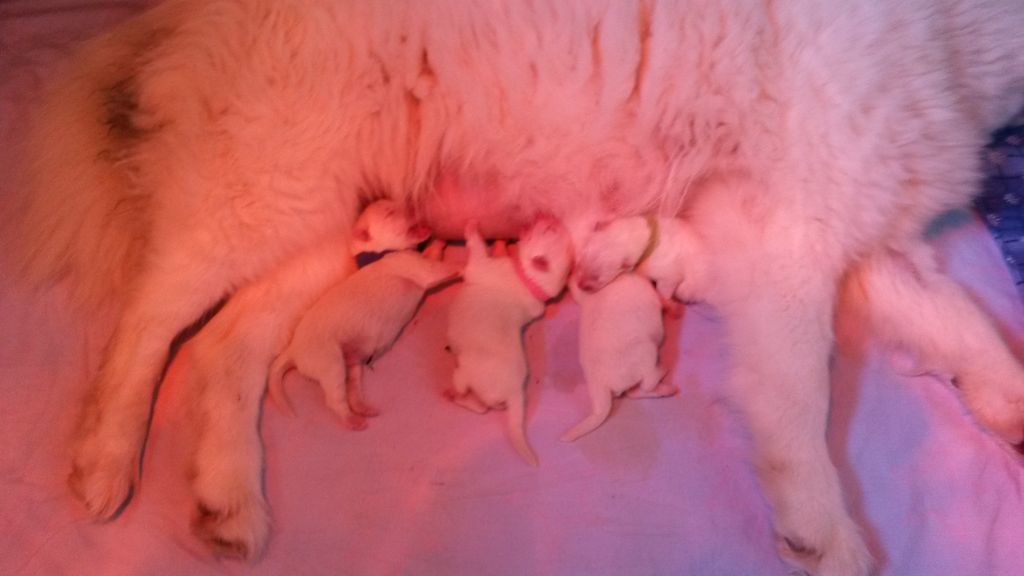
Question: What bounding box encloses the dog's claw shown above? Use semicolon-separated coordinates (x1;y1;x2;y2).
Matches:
192;495;270;562
68;441;138;520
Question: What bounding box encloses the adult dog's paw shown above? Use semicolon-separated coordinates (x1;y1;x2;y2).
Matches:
957;364;1024;447
68;437;137;519
775;518;875;576
192;491;271;561
971;393;1024;448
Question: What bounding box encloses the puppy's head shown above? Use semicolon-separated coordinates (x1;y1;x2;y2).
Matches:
517;215;573;299
351;200;431;254
574;217;650;293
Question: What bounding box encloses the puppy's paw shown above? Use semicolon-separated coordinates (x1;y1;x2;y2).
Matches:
349;400;380;418
69;435;138;519
627;382;678;399
445;390;489;414
192;491;271;561
325;402;369;430
346;390;379;418
343;413;368;430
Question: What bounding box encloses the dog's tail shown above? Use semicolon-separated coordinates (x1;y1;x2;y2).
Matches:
464;220;488;262
506;392;538;467
6;6;182;315
266;351;297;416
560;388;613;442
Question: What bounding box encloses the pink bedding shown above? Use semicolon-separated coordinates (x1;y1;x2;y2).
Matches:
2;2;1024;574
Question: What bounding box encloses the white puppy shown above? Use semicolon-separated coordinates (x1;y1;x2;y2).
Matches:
563;270;678;442
446;217;574;466
574;215;706;305
268;201;459;429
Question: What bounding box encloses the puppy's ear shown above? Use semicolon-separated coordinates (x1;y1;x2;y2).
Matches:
408;224;432;243
531;255;550;272
354;227;371;242
536;213;560;232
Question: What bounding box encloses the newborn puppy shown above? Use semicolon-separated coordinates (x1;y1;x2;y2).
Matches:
268;200;459;429
575;215;706;305
563;271;678;442
446;217;574;466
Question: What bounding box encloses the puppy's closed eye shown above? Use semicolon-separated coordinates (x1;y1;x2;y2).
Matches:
532;255;550;272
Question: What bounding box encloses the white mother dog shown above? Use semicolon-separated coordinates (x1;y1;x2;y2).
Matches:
12;0;1024;573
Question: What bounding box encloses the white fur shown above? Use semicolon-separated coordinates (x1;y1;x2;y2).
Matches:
187;233;355;558
268;201;458;428
575;215;706;303
844;244;1024;446
12;0;1024;571
563;272;676;442
445;219;573;466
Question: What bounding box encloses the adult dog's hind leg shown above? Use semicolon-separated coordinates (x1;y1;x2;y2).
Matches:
711;229;874;576
190;320;271;560
189;235;353;559
854;244;1024;445
70;247;242;519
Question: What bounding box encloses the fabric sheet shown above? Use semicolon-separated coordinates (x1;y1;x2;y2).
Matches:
978;120;1024;301
2;3;1024;575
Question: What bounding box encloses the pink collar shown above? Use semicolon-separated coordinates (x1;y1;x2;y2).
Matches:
513;254;551;302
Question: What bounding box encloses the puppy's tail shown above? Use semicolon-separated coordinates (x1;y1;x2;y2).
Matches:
560;388;613;442
464;221;487;262
7;7;183;315
266;352;296;416
506;392;538;467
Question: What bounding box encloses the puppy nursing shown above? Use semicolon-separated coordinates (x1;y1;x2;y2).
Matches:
268;200;459;428
268;208;695;457
562;216;699;441
445;218;574;466
565;272;675;441
575;215;706;304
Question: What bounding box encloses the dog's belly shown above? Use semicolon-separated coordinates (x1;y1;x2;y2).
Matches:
418;164;657;239
419;171;533;239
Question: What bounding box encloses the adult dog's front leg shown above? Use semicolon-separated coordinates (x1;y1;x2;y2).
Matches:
715;247;873;576
189;236;353;559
